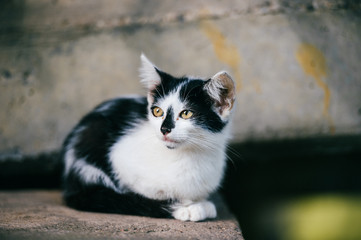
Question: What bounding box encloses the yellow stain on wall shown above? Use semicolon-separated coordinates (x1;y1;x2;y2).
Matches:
201;21;242;91
296;43;335;133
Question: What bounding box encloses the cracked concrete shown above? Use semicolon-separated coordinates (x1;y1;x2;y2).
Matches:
0;190;243;240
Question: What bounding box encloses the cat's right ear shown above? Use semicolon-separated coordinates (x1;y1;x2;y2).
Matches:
204;71;236;119
139;54;161;90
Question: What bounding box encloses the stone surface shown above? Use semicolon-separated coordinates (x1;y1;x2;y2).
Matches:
0;1;360;156
0;190;243;240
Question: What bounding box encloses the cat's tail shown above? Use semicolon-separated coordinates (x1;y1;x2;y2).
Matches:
0;151;63;189
64;185;173;219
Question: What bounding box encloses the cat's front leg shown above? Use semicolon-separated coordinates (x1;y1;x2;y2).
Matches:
172;200;217;221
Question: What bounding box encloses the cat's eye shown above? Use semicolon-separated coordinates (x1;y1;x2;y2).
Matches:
180;110;193;119
151;107;164;117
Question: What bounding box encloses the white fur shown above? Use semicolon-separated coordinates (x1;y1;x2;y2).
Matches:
109;121;229;200
94;101;116;112
139;54;161;89
172;201;217;221
204;71;226;103
64;126;86;175
64;126;125;193
109;87;232;221
72;159;122;193
109;121;229;221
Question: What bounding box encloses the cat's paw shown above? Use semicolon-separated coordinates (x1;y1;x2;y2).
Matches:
172;207;191;221
188;201;217;221
172;201;217;222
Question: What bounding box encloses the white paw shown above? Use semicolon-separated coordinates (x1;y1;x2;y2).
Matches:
172;201;217;222
172;207;191;221
189;201;217;221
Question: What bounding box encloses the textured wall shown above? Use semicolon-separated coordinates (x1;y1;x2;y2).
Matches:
1;0;360;156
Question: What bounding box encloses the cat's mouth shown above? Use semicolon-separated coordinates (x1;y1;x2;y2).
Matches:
163;136;179;143
163;136;181;149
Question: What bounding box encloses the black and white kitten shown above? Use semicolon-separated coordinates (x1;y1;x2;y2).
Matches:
62;54;236;221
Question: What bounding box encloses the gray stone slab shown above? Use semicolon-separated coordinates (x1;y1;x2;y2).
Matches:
0;190;243;240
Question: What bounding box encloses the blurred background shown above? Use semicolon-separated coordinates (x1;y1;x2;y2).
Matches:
1;0;361;239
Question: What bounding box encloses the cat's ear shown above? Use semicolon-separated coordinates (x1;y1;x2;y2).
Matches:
204;71;236;118
139;53;161;90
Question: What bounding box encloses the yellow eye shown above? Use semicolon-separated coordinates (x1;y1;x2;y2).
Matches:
180;110;193;119
152;107;164;117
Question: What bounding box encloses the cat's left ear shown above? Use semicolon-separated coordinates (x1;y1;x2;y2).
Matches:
204;71;236;119
139;53;161;90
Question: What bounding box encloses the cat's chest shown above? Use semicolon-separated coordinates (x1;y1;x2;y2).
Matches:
109;126;226;201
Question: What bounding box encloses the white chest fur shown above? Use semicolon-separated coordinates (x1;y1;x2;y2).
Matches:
109;122;228;201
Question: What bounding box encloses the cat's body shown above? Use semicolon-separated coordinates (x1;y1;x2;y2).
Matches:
62;55;236;221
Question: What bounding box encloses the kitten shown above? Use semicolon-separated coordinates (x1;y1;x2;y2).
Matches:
62;54;236;221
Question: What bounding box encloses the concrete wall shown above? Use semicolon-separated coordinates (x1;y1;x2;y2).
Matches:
1;0;360;156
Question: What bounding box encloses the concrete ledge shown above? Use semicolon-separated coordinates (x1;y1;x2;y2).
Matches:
0;190;243;240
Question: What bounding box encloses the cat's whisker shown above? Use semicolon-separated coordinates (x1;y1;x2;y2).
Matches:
225;145;243;160
224;152;237;170
153;87;163;99
183;136;221;151
181;80;189;100
160;81;166;97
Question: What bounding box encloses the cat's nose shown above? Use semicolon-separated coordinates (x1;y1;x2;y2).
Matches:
161;126;172;135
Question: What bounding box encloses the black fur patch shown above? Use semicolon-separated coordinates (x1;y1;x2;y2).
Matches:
63;97;148;179
178;79;226;133
64;169;172;218
161;107;175;135
151;69;188;104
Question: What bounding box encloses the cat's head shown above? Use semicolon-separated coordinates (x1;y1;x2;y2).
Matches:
139;54;236;150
